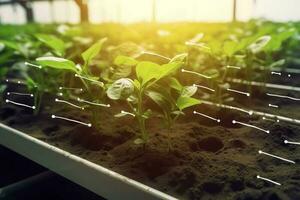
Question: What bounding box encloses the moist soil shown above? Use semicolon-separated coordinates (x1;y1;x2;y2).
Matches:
1;79;300;200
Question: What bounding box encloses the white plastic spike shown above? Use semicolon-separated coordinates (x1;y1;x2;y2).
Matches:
256;175;281;186
271;71;281;76
5;79;26;85
51;115;91;127
227;88;250;97
59;86;83;92
232;120;269;134
266;93;300;101
268;104;279;108
258;150;295;164
284;140;300;145
121;110;135;117
181;69;212;79
262;117;280;123
75;74;104;87
7;92;34;97
226;65;241;70
5;99;35;109
77;98;110;108
24;62;42;69
55;98;84;110
193;111;221;123
185;42;211;50
192;84;215;92
140;51;171;61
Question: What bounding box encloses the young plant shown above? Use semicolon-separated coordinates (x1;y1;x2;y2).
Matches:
147;78;201;151
36;38;108;128
107;55;185;146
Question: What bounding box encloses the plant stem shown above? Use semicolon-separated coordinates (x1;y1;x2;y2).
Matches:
34;91;43;116
137;88;148;144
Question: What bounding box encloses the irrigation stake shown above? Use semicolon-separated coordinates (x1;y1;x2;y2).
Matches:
268;104;279;108
5;79;26;85
266;93;300;101
59;86;83;92
55;98;84;110
7;92;34;97
181;69;212;79
185;42;211;50
5;99;35;110
202;100;253;115
232;120;269;133
262;117;279;123
284;140;300;145
193;111;220;122
192;84;215;92
201;100;300;125
258;150;295;164
77;98;110;108
256;175;281;186
227;78;300;92
120;110;135;117
227;88;250;97
226;65;241;70
24;62;42;69
271;71;281;76
75;74;104;87
140;51;171;61
51;115;91;127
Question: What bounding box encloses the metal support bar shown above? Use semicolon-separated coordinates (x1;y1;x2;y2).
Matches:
0;171;54;199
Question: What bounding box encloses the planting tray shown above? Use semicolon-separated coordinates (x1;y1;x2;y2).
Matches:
0;123;178;200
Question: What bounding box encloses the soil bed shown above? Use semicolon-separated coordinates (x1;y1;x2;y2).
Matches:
1;88;300;200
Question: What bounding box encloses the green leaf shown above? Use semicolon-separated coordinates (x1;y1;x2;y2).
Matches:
0;43;5;52
172;110;185;116
112;56;137;79
203;69;220;79
142;109;152;119
133;79;141;90
0;85;6;94
269;59;285;68
181;85;197;97
248;35;271;54
114;55;138;67
26;77;38;91
169;77;183;91
223;41;238;57
82;38;107;65
35;34;65;56
136;61;182;87
36;57;77;72
170;53;188;63
176;96;201;111
0;40;19;51
147;91;169;109
157;62;182;80
107;78;134;100
136;61;161;85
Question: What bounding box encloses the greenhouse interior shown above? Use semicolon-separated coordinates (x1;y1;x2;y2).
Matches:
1;0;300;200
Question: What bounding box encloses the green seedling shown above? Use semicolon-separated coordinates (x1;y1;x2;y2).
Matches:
147;78;201;151
36;38;108;129
107;54;185;146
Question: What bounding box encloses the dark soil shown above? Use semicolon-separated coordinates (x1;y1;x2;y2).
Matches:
1;78;300;200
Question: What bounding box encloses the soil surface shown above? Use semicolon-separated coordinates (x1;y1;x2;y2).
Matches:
1;76;300;200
